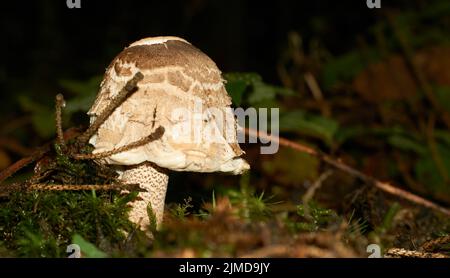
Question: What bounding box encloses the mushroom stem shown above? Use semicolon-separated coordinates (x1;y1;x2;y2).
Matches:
121;162;168;230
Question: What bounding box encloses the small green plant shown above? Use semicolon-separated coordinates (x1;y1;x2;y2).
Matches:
169;197;194;219
147;203;158;234
72;234;107;258
225;187;275;220
288;201;338;232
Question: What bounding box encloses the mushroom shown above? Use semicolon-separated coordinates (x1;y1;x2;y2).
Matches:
87;36;249;230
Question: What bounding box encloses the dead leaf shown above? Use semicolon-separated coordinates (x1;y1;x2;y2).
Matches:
353;46;450;102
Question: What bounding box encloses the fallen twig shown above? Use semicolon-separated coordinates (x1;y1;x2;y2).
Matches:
1;73;143;189
26;183;144;192
0;148;48;185
0;182;144;197
55;94;66;148
385;248;448;258
245;127;450;216
420;235;450;253
0;128;81;185
72;126;165;160
303;170;333;218
304;72;331;117
77;72;144;144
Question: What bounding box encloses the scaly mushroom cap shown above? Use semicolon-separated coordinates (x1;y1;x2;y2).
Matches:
88;37;249;174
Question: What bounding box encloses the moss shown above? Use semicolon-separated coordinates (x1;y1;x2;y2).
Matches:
0;190;139;257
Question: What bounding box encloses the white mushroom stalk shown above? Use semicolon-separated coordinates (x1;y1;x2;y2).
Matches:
87;36;249;231
121;162;168;229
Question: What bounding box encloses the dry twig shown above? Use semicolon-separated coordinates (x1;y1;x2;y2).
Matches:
245;127;450;216
0;128;81;185
1;73;145;193
385;248;448;258
303;170;333;218
0;182;144;196
420;235;450;253
55;94;66;148
26;183;143;192
304;72;331;117
77;72;144;144
73;126;165;160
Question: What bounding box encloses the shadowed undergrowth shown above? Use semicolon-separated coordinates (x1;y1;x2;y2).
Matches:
2;0;450;258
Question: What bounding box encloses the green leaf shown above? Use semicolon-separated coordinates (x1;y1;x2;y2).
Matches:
435;86;450;113
32;110;56;138
415;144;450;195
262;147;319;184
223;72;296;107
335;125;412;145
388;135;427;155
335;126;369;144
114;191;139;207
60;76;102;114
225;80;247;106
322;50;380;89
435;129;450;148
59;76;102;97
247;81;277;105
279;110;339;146
223;72;262;85
64;94;97;114
18;95;55;138
72;234;107;258
223;72;261;106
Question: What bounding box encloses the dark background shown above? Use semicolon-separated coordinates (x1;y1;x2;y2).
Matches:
1;0;383;81
0;0;385;107
2;0;450;258
2;0;448;201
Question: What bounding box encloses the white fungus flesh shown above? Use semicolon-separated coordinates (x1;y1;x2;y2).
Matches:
88;36;250;230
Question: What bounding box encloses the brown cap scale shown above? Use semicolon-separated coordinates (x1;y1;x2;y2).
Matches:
88;36;249;230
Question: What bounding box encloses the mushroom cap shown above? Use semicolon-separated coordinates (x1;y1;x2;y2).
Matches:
88;36;249;174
